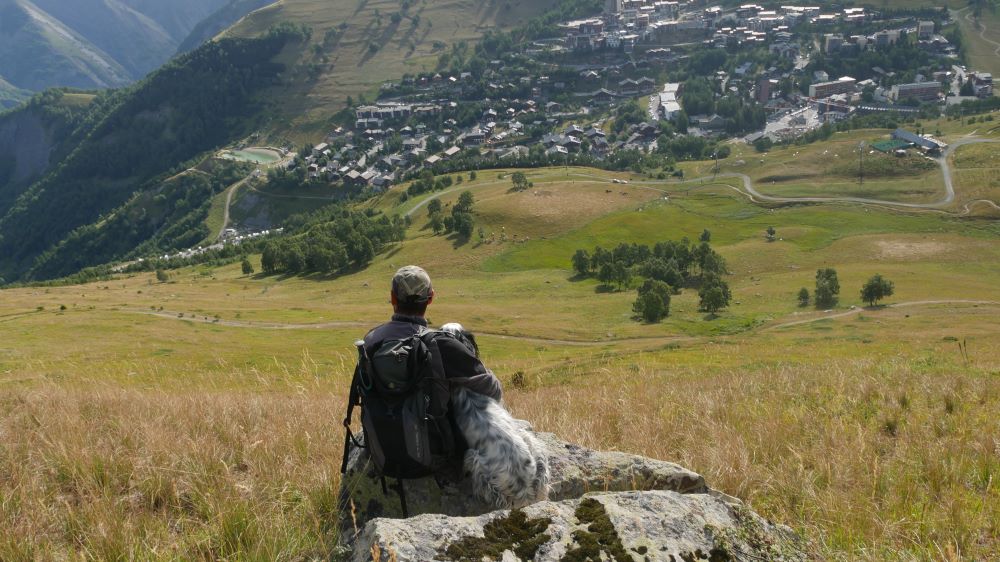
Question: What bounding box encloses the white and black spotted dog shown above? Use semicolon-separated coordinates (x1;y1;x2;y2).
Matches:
440;323;550;509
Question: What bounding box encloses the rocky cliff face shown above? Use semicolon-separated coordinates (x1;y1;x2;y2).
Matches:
338;432;804;561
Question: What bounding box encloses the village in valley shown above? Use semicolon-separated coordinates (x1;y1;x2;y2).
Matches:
277;1;995;199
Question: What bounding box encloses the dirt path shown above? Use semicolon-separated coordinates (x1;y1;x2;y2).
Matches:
125;300;999;346
217;177;250;241
768;300;1000;330
127;309;690;347
405;138;997;218
568;138;998;213
962;6;1000;59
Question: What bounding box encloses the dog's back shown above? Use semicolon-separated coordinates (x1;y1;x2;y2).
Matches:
451;387;550;508
439;322;550;508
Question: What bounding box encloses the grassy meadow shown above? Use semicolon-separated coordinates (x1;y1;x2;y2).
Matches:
3;153;1000;559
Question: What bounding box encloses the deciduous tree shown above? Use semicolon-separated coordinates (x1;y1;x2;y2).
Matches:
861;274;894;306
797;287;810;307
815;268;840;308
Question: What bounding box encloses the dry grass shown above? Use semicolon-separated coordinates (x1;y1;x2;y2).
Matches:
223;0;557;141
508;352;1000;561
0;381;345;561
2;343;997;560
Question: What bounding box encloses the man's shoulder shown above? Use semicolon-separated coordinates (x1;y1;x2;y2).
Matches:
363;320;422;348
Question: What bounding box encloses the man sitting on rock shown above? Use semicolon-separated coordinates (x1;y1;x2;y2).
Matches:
349;265;548;513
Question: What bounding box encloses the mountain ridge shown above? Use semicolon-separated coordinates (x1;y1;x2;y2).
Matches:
0;0;270;94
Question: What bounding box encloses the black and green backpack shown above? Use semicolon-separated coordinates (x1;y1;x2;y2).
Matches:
341;330;457;514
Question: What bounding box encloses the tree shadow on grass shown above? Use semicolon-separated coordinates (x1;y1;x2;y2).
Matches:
595;284;618;294
382;245;403;260
448;233;472;249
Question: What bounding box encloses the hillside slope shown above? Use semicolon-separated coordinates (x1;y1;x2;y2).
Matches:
0;75;31;110
223;0;559;140
0;0;567;282
0;0;132;91
176;0;276;55
0;90;97;214
0;28;307;282
0;0;271;94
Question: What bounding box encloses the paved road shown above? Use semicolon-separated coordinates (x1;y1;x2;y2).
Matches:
728;137;997;210
579;138;998;212
216;153;295;241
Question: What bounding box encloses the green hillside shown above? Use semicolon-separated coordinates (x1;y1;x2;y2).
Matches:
0;27;307;283
0;90;97;214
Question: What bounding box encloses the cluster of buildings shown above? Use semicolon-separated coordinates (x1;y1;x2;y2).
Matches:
283;2;999;191
354;103;441;131
561;2;900;53
966;72;995;98
657;83;682;121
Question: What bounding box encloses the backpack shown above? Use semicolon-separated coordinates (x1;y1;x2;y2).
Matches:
341;329;457;515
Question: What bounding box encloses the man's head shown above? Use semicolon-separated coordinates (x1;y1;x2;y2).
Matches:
391;265;434;316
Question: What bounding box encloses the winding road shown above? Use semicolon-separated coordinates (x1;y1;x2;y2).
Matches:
216;176;251;241
635;137;997;211
216;152;296;241
400;138;999;219
958;5;1000;60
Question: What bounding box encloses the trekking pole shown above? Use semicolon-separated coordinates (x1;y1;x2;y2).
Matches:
355;340;373;390
341;341;370;475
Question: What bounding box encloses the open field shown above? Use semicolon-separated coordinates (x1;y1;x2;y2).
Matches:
719;130;945;204
956;6;1000;84
3;160;1000;558
952;140;1000;210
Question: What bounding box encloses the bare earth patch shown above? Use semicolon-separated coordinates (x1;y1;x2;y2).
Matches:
506;183;654;224
875;240;952;260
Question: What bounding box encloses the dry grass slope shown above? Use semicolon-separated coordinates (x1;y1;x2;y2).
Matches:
223;0;558;141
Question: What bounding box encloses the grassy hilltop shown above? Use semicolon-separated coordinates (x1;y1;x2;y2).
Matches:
1;119;999;558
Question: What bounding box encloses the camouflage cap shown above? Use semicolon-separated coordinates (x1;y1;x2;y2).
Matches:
392;265;433;304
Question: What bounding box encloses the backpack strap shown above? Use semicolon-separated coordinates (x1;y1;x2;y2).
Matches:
341;341;369;475
419;332;455;458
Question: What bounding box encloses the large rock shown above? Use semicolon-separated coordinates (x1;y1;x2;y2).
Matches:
338;432;707;543
354;491;803;562
338;432;802;561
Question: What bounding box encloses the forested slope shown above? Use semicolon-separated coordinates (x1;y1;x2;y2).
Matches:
0;26;308;282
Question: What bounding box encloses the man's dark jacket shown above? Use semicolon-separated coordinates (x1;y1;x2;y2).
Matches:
363;313;503;401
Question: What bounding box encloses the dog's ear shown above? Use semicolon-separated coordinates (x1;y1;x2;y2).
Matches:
464;331;480;357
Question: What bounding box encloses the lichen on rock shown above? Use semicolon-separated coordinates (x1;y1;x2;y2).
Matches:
439;510;553;562
340;431;803;562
